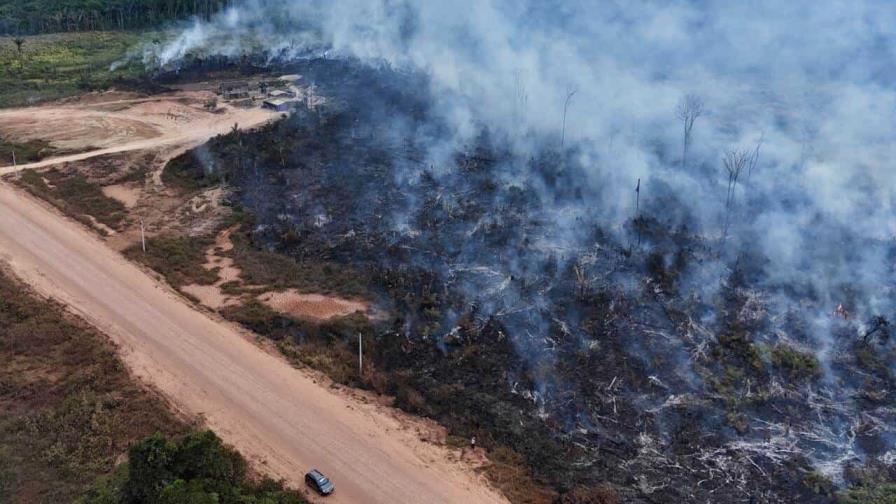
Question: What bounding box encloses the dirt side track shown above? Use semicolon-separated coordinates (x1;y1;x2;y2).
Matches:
0;93;276;175
0;181;505;501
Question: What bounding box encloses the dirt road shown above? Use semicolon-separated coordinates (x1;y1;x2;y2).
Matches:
0;92;277;175
0;182;506;503
0;91;505;502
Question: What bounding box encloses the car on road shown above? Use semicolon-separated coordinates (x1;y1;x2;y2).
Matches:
305;469;335;496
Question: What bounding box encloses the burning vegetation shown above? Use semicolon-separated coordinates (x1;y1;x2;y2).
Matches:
72;1;896;501
157;54;896;503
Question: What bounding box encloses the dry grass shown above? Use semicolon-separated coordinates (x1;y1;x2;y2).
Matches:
0;138;54;164
226;228;370;298
124;234;218;288
0;268;184;503
17;168;128;233
481;446;559;504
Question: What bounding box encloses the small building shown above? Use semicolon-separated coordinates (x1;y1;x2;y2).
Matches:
268;89;295;99
263;99;292;112
219;81;250;99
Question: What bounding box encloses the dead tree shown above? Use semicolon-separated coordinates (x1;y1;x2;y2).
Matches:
230;122;243;182
746;133;764;186
574;262;588;299
863;315;890;344
722;149;749;243
676;94;704;169
635;178;642;248
561;84;578;148
513;69;529;133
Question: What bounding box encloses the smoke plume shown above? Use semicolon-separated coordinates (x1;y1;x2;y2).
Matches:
142;0;896;485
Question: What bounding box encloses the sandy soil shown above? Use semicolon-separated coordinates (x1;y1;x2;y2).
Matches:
180;227;369;321
0;91;277;175
181;283;237;310
101;183;141;208
260;290;369;321
182;227;244;310
0;182;506;504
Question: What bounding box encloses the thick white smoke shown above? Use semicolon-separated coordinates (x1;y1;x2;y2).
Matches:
143;0;895;318
140;0;896;480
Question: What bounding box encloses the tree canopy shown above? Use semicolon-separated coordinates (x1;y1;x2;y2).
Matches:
79;431;307;504
0;0;233;34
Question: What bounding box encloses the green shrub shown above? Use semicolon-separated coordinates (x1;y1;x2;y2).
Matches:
771;344;820;379
18;168;128;231
836;483;896;504
124;235;217;287
80;431;306;504
221;300;290;335
803;471;834;496
0;138;53;163
161;150;223;192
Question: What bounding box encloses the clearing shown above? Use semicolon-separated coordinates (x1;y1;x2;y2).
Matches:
0;90;277;173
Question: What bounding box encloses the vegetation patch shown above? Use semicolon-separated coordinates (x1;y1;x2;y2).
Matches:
0;32;152;108
854;342;892;381
222;301;374;387
220;299;294;336
771;343;821;379
0;0;227;35
227;228;370;298
0;137;53;164
162;148;225;192
482;446;559;504
124;234;217;288
78;430;306;504
0;269;182;503
18;168;128;233
836;483;896;504
803;470;835;496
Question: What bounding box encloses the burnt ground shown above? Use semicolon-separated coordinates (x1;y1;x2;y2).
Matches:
147;57;896;503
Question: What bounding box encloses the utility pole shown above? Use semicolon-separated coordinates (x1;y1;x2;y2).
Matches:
140;218;146;252
635;178;641;248
358;333;363;376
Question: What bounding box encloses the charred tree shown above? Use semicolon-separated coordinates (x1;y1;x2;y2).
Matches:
561;84;577;149
676;94;704;169
721;148;748;244
863;315;890;344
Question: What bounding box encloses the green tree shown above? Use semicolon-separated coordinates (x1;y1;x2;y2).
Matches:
173;430;246;484
81;431;306;504
158;479;220;504
123;433;179;503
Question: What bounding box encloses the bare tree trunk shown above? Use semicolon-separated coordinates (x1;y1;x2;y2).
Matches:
561;84;577;149
721;149;748;246
635;178;641;248
745;133;764;186
676;94;704;169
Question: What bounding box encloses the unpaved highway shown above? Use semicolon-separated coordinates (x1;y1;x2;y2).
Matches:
0;184;506;503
